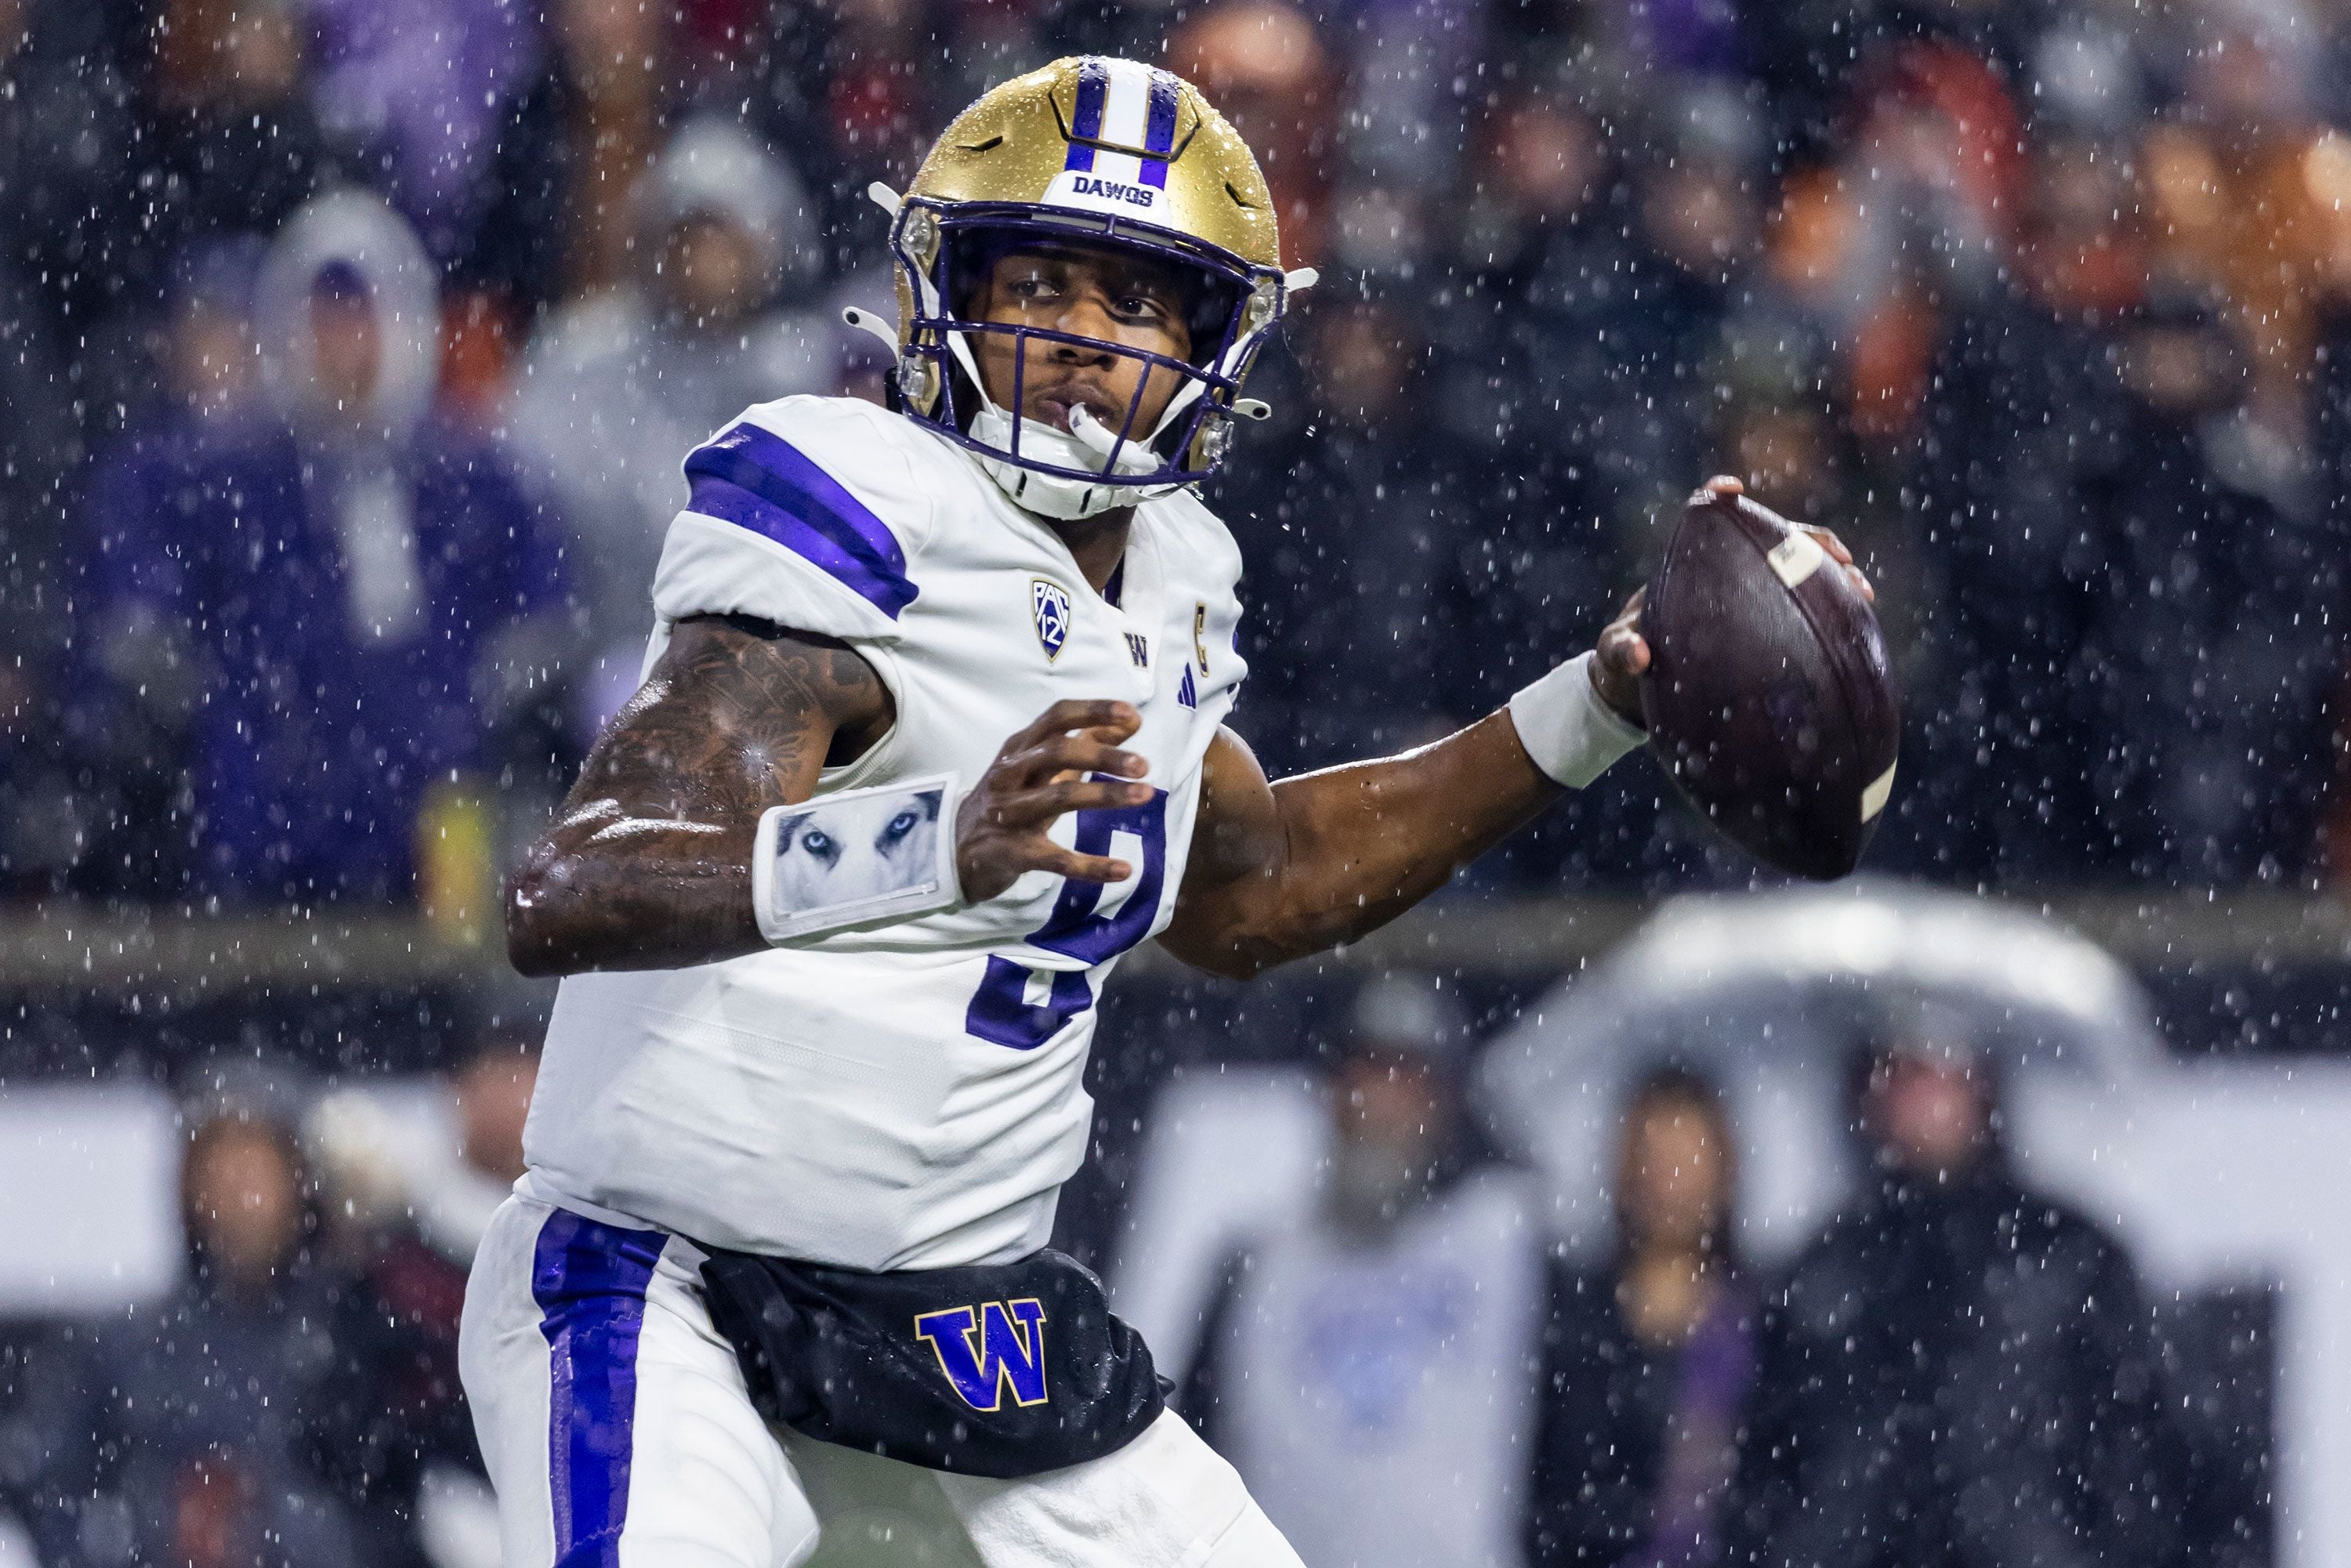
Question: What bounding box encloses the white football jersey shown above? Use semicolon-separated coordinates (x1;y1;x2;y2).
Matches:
520;394;1248;1270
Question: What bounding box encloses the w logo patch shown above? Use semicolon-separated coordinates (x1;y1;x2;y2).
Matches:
1031;579;1073;661
915;1299;1051;1410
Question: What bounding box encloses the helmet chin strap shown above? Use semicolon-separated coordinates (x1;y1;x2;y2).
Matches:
1067;403;1175;471
946;328;1187;521
966;404;1181;520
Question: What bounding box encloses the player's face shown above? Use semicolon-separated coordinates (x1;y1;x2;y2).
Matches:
970;245;1196;437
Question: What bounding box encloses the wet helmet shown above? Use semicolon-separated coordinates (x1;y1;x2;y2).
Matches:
857;57;1310;519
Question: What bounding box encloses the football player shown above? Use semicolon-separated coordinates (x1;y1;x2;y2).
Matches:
463;56;1864;1568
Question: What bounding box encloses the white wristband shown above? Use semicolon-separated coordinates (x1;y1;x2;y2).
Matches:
1508;651;1646;788
750;773;962;946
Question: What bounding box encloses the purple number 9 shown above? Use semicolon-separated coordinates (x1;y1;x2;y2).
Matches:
964;784;1168;1049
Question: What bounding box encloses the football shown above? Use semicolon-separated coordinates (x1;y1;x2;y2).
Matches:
1639;479;1900;880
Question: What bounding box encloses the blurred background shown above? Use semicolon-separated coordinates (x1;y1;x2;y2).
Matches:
3;0;2351;1562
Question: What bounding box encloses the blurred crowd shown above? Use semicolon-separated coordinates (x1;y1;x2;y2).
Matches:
0;5;2327;1555
6;0;2351;906
1113;973;2267;1568
0;973;2269;1568
0;1041;538;1568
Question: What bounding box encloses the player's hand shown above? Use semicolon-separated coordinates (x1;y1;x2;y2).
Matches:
1588;588;1650;725
957;700;1154;904
1700;475;1872;603
1587;476;1874;726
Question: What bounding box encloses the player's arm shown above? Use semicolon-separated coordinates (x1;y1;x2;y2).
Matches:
1157;594;1648;980
1161;508;1869;979
505;614;893;976
509;622;1154;975
1157;718;1559;980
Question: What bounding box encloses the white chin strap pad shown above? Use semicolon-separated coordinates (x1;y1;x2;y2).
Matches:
926;303;1256;520
1066;404;1167;473
965;404;1179;520
951;323;1183;519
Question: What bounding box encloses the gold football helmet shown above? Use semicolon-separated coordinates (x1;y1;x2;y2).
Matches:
856;57;1312;518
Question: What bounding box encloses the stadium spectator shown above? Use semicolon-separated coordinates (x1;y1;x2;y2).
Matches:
507;117;838;730
1328;0;1487;197
1900;133;2141;884
304;1036;544;1568
1433;89;1647;693
1438;89;1624;458
69;191;569;904
1527;1066;1755;1568
109;0;329;360
0;0;129;478
43;237;272;899
0;0;132;340
308;1034;541;1280
1168;0;1338;266
2088;286;2343;884
299;0;541;270
1220;299;1483;776
2142;4;2340;437
16;1108;374;1568
1722;1026;2193;1568
1615;86;1769;512
461;0;683;319
1161;976;1547;1568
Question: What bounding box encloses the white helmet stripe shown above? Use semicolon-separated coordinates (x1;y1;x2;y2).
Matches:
1098;59;1157;148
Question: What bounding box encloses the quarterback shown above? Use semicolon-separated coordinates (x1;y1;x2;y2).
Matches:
464;55;1862;1568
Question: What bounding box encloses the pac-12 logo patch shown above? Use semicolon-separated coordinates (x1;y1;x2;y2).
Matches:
1032;578;1073;661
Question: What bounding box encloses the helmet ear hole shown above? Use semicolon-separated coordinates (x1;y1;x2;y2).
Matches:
897;356;940;412
1190;413;1233;468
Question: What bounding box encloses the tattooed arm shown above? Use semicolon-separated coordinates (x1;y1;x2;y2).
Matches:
504;614;894;976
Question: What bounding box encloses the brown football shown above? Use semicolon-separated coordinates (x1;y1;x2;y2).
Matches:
1639;480;1900;880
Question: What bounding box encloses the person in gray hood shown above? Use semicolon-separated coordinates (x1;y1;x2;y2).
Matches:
505;117;849;733
1144;976;1549;1568
71;189;568;904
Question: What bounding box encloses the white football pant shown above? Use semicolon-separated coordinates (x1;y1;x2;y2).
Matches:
459;1193;1306;1567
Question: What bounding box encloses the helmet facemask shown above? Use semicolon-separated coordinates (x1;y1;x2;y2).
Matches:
887;197;1285;519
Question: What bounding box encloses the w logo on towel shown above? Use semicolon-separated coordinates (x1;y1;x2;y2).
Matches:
914;1299;1051;1410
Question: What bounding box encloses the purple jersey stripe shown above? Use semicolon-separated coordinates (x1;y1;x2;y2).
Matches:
1064;59;1107;172
1141;69;1179;188
531;1210;668;1568
683;423;918;620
